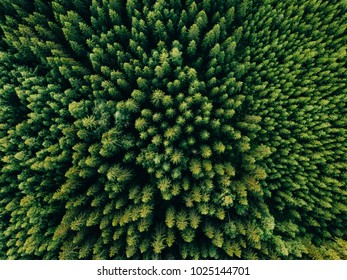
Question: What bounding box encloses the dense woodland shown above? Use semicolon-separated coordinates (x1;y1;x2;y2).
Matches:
0;0;346;259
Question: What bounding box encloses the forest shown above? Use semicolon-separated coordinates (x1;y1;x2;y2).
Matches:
0;0;346;259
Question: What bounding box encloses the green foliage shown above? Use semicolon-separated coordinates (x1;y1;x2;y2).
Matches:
0;0;346;260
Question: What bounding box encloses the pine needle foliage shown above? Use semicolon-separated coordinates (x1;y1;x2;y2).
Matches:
0;0;346;259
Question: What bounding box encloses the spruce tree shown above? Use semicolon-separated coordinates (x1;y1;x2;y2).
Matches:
0;0;346;259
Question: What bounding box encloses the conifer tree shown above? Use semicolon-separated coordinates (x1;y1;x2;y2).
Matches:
0;0;346;260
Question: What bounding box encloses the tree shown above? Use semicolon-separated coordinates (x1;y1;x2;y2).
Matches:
0;0;346;260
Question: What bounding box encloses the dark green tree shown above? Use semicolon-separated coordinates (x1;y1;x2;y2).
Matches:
0;0;346;260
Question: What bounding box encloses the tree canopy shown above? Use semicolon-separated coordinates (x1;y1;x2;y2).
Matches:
0;0;346;259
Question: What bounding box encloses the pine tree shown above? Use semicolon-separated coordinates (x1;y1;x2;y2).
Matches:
0;0;346;260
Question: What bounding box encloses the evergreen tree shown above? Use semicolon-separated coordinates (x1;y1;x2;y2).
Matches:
0;0;346;260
